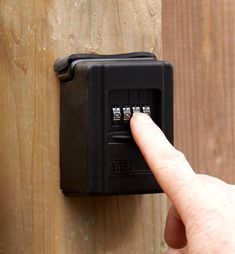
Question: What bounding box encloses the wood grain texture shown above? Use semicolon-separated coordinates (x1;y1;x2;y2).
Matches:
0;1;167;254
163;0;235;183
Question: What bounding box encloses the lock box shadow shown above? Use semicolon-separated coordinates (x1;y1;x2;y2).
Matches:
63;195;142;253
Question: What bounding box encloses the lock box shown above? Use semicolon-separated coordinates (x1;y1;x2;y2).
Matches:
54;52;173;196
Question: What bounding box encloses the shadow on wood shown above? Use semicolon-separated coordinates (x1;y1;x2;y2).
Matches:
63;195;140;253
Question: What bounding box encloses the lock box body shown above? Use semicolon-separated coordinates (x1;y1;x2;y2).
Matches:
54;52;173;196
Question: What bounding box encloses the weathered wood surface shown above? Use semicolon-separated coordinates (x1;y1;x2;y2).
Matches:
163;0;234;183
0;1;166;254
1;0;234;253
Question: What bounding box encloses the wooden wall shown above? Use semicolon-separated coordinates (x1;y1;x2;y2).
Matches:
0;1;167;254
0;1;234;253
163;0;234;183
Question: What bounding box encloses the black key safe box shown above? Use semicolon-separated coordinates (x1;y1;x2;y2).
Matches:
54;52;173;196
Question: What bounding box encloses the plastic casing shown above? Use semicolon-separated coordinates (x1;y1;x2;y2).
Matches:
54;53;173;196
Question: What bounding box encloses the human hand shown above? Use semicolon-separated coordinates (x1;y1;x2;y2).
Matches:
130;112;235;254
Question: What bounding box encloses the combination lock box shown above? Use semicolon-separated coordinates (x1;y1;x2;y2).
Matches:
54;52;173;196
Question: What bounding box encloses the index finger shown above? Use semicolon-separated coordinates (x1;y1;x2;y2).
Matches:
130;112;200;213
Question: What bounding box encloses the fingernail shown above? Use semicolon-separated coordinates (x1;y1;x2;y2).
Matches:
132;112;153;124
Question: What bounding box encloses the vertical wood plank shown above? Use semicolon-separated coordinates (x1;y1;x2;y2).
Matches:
0;1;166;254
163;0;235;183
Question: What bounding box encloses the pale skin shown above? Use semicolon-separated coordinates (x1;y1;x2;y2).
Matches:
130;112;235;254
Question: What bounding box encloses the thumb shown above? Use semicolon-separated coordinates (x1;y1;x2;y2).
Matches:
130;112;200;213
